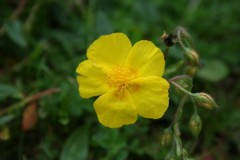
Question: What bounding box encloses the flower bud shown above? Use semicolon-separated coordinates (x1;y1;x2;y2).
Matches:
189;114;202;137
184;66;198;77
174;76;193;96
184;48;199;66
193;92;218;110
160;129;173;147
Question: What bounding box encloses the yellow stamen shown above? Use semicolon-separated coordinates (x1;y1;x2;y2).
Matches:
107;66;136;95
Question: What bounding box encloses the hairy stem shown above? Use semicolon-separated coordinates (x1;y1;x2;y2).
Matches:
170;80;193;96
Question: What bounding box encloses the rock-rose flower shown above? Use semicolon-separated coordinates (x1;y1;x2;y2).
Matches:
76;33;170;128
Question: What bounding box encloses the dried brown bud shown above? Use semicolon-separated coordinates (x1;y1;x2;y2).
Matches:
189;114;202;137
22;101;38;131
193;92;218;110
161;31;179;47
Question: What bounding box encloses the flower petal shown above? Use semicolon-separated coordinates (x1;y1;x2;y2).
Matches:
94;90;137;128
126;40;165;77
76;60;109;98
87;33;132;71
128;76;170;119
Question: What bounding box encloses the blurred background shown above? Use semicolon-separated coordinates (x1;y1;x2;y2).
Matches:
0;0;239;159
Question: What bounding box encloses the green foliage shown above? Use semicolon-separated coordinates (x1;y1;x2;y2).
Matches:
60;127;89;160
4;19;27;48
197;60;229;82
0;84;22;100
0;0;239;159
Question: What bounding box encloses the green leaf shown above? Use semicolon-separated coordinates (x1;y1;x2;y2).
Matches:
197;60;229;82
0;114;15;126
60;126;89;160
4;19;27;47
92;127;123;149
92;127;126;159
116;150;128;160
164;60;184;76
0;84;22;101
59;80;94;118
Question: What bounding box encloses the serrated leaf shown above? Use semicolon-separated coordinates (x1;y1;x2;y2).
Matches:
60;126;89;160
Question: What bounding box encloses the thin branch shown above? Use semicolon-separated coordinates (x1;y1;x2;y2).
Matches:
0;88;60;115
11;0;28;19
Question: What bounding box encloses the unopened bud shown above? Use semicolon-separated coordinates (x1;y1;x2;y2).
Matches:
185;48;199;66
193;92;218;110
160;129;173;146
184;66;198;77
174;76;193;96
189;114;202;137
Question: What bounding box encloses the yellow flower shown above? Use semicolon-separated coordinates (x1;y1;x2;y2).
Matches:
76;33;170;128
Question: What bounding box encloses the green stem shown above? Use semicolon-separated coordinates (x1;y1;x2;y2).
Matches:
167;95;188;158
176;26;193;49
191;97;198;114
169;75;192;81
170;81;193;96
177;28;186;50
189;97;199;154
163;47;169;60
170;95;188;128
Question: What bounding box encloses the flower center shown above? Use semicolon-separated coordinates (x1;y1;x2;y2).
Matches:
107;66;136;94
